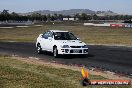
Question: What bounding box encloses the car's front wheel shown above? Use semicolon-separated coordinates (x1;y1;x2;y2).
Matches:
53;47;58;58
37;44;42;54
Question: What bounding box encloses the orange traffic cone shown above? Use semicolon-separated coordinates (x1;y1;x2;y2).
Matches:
81;67;91;86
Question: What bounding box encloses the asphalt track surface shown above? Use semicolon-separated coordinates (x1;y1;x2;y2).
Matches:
0;42;132;76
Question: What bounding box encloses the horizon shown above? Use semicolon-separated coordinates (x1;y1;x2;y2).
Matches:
0;0;131;15
0;9;116;13
0;9;129;16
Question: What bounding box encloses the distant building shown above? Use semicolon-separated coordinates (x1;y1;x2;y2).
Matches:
69;18;74;21
63;18;69;21
63;18;78;21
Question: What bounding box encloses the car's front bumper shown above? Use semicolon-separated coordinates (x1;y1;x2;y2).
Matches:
58;48;88;55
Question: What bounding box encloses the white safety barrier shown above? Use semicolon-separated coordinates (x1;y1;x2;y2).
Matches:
84;23;110;27
94;23;110;27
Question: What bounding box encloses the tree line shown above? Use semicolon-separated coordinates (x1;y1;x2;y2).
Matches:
0;10;132;22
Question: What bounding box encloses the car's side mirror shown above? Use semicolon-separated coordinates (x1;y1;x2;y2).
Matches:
77;38;80;40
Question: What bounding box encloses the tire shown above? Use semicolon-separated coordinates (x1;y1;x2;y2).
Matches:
37;44;42;54
53;47;58;58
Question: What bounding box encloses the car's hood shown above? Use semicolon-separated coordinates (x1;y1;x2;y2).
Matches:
56;40;86;46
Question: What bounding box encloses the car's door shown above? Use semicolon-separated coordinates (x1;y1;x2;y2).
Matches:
41;31;53;51
46;31;54;51
41;32;49;50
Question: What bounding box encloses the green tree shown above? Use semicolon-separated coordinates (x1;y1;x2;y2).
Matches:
31;13;42;21
58;14;63;21
92;14;98;20
0;9;10;21
81;13;88;20
10;12;19;21
41;15;47;21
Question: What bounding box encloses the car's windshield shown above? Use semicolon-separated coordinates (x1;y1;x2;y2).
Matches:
54;32;77;40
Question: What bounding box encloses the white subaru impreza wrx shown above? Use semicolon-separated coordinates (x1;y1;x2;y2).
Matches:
36;30;88;57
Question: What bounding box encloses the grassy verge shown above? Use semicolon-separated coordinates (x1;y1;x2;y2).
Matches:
0;55;131;88
0;24;132;45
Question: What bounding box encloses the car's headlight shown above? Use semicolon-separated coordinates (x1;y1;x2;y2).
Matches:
61;45;70;48
82;45;88;48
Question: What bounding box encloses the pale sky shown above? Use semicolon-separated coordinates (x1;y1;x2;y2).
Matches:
0;0;131;14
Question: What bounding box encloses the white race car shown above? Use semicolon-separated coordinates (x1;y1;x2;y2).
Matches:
36;30;88;57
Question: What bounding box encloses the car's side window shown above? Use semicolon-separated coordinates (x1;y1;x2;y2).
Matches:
42;32;49;39
42;31;53;39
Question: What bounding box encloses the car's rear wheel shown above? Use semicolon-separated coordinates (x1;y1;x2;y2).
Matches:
37;44;42;54
53;47;58;58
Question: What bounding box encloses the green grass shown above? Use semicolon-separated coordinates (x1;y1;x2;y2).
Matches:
0;24;132;45
0;55;131;88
